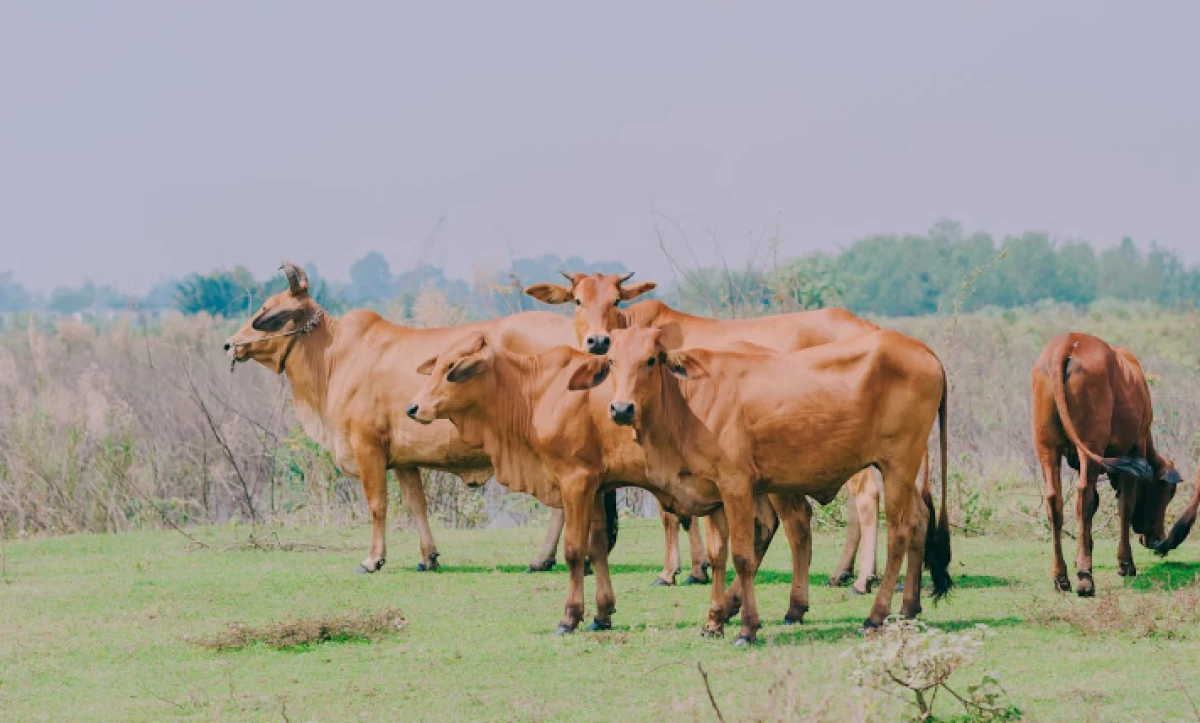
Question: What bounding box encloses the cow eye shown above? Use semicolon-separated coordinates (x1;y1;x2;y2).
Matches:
607;358;614;367
613;299;620;307
574;298;581;306
646;357;656;367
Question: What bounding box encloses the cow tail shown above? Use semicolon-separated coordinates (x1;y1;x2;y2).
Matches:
1156;468;1200;556
1050;340;1153;481
924;364;953;602
603;490;619;553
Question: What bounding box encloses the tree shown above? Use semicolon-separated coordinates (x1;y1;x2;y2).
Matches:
49;281;96;315
348;252;394;302
0;271;33;312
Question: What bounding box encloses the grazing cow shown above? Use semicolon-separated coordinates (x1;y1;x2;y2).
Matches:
224;262;588;574
573;326;952;643
1030;333;1184;596
526;271;891;594
407;334;796;635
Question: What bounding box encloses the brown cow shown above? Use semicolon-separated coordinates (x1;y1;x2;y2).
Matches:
407;334;797;635
526;271;890;594
573;326;952;642
1031;333;1184;596
224;262;586;574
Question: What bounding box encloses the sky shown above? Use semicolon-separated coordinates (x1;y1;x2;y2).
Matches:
2;2;1198;293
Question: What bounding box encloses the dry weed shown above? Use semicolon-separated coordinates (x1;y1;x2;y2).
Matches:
1023;577;1200;639
192;608;408;651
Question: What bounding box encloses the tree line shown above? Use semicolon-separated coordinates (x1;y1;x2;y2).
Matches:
2;221;1197;319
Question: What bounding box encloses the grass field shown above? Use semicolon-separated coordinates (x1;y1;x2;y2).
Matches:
3;520;1200;722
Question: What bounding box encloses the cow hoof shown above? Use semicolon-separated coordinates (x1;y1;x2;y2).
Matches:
357;559;385;575
1118;561;1137;577
1076;571;1095;598
782;614;805;626
849;585;868;596
683;574;709;586
700;624;724;639
861;619;883;635
426;553;440;571
1053;575;1072;593
528;558;556;573
554;624;575;636
586;619;612;632
828;570;854;587
650;577;673;587
733;635;755;648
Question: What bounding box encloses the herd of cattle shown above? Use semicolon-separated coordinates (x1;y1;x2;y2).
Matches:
224;262;1200;644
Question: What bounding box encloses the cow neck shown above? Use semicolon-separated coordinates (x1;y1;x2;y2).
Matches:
637;369;710;478
280;314;337;422
450;348;545;485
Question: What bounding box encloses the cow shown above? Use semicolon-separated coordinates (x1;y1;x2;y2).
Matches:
406;333;802;636
571;326;952;643
223;261;592;575
1030;332;1185;596
526;271;891;594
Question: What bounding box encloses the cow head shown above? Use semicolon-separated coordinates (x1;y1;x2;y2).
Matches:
525;271;656;355
224;261;322;374
570;327;709;427
408;332;495;424
1132;458;1182;549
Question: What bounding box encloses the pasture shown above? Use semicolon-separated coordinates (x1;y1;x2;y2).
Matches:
3;519;1200;721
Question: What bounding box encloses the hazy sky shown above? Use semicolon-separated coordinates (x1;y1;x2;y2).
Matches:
2;2;1198;293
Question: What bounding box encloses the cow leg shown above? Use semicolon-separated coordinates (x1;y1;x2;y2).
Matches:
866;456;922;629
770;492;813;624
899;481;932;619
722;486;762;646
829;486;861;587
1116;473;1138;578
722;497;778;624
587;495;616;630
1074;459;1101;598
701;509;730;637
1037;450;1070;592
354;443;389;575
850;471;881;595
396;469;439;571
529;508;563;572
556;475;597;634
683;520;711;585
655;508;681;586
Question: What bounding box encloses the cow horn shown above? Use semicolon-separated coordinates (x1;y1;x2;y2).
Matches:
558;270;575;284
279;260;308;295
618;271;635;284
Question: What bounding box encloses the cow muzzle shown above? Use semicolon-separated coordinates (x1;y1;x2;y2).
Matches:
609;401;635;426
407;403;435;425
585;335;611;355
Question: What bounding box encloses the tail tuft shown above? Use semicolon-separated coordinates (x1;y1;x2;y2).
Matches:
1106;457;1154;482
603;490;619;553
923;491;954;602
1155;508;1197;557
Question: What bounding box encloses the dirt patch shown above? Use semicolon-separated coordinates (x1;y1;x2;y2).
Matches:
1024;578;1200;638
192;608;408;651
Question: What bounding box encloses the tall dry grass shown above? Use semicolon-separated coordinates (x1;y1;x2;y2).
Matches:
2;288;1198;540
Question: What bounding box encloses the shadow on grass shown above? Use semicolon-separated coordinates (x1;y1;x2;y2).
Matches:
1125;560;1200;592
764;615;1025;646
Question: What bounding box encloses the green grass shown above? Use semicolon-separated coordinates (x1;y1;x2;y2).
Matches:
2;521;1200;721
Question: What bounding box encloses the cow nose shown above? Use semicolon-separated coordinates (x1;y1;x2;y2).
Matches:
609;401;635;425
406;404;419;420
586;335;611;355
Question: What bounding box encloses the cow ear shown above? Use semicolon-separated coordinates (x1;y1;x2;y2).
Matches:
664;350;710;380
655;322;684;351
416;356;438;376
618;281;657;301
568;357;610;391
524;283;573;305
447;354;491;383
